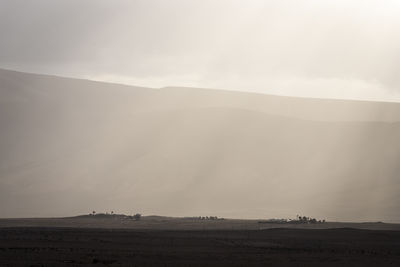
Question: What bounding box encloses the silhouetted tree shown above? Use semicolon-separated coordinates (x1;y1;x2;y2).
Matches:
133;213;142;221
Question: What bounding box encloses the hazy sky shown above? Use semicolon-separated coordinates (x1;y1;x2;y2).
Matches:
1;0;400;101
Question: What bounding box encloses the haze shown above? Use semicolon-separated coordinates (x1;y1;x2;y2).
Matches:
0;1;400;223
1;69;400;222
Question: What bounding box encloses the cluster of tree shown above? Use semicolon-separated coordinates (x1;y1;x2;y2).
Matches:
259;215;326;224
89;211;116;216
130;213;142;221
197;216;219;220
292;215;325;224
89;211;142;221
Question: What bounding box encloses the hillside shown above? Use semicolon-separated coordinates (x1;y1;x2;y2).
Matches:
0;68;399;221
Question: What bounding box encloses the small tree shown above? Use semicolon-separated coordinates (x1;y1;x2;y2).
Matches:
133;213;142;221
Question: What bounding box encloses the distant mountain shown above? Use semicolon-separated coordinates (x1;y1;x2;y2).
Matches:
1;68;399;222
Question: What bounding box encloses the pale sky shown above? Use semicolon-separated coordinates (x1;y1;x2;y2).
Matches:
1;0;400;101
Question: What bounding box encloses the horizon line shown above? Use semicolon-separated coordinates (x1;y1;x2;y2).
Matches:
2;67;400;105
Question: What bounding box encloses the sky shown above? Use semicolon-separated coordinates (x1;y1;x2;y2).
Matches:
0;0;400;102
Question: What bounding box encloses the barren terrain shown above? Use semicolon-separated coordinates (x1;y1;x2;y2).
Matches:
1;226;400;266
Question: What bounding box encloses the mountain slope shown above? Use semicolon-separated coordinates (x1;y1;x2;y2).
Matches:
0;68;399;221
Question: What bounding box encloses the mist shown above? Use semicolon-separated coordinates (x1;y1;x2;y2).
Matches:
1;69;400;222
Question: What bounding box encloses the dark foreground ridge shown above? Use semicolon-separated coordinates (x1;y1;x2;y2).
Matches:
1;227;400;266
1;215;400;231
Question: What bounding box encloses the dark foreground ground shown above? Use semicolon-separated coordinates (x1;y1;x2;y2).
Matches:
0;227;400;267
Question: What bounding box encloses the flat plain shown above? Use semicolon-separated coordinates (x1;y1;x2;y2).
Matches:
1;217;400;266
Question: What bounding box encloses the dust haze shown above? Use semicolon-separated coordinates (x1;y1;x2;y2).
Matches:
1;69;400;222
0;1;400;223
